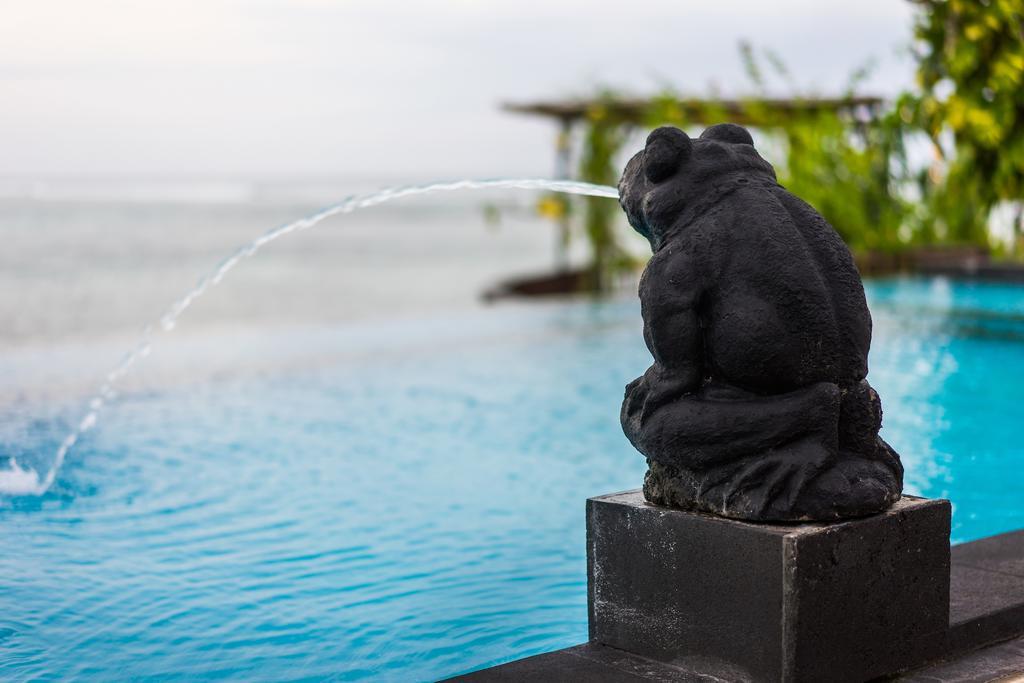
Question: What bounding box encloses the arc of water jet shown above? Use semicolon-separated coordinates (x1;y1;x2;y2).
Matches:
0;179;620;496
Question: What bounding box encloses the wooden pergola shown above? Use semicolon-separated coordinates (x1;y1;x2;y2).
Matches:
504;95;885;175
504;96;885;127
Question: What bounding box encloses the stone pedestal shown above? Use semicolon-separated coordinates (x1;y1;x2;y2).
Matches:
587;491;951;683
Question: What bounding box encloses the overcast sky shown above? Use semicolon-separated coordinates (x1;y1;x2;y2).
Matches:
0;0;918;182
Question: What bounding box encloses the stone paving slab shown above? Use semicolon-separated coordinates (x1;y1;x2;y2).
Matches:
948;564;1024;653
896;633;1024;683
952;530;1024;578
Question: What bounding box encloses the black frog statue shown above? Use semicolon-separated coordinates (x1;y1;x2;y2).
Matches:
619;123;903;522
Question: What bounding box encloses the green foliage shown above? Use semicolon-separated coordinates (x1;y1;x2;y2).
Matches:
897;0;1024;249
735;44;912;252
576;94;640;289
563;5;1024;281
571;48;914;276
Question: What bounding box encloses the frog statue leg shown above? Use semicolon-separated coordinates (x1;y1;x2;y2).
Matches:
622;376;903;522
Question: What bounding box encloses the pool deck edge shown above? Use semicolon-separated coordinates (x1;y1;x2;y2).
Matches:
448;528;1024;683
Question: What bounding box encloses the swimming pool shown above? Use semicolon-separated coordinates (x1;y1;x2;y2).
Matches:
1;277;1022;681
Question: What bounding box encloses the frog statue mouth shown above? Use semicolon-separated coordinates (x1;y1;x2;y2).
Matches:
618;123;903;522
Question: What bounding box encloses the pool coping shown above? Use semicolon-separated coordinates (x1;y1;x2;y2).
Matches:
448;527;1024;682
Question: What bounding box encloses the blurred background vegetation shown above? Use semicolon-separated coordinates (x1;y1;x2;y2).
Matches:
537;0;1024;290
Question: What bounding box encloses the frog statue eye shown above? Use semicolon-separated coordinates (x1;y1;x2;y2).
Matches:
643;126;692;183
699;122;754;146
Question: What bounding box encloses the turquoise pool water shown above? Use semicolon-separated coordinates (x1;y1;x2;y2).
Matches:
1;277;1022;681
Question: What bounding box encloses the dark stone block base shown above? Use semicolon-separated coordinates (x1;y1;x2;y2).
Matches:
587;491;950;682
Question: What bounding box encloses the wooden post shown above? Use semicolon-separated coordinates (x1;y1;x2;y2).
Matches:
553;117;572;272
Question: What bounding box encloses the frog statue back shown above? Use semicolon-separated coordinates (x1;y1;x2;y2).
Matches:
618;124;903;521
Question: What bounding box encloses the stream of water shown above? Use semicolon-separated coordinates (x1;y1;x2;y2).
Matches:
0;178;619;497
